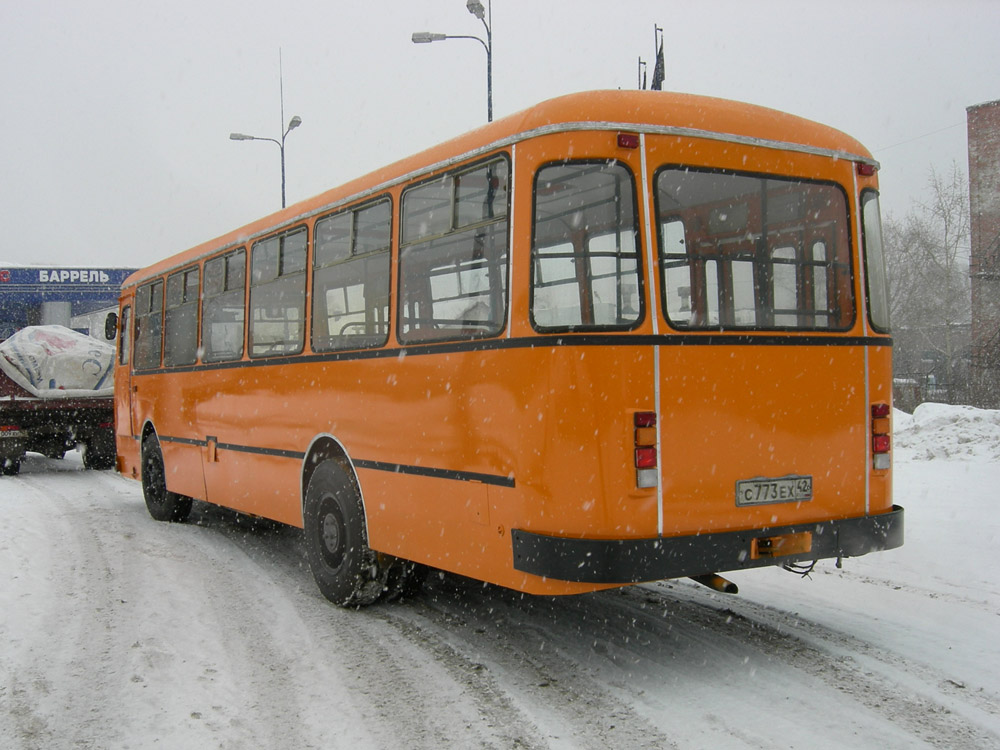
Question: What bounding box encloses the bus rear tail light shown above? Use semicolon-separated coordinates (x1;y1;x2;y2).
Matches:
634;411;658;488
871;402;891;470
0;424;22;435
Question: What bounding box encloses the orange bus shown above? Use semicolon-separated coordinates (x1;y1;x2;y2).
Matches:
113;90;903;606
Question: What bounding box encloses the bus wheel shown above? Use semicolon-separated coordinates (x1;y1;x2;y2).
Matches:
141;434;192;523
303;461;385;607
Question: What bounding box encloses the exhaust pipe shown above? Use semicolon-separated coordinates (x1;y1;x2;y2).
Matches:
690;573;739;594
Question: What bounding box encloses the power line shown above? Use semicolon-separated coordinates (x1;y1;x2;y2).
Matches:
875;122;964;152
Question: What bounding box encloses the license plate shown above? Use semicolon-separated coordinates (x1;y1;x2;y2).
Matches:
736;475;813;506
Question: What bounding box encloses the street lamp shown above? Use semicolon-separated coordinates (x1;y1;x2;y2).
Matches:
229;114;302;209
412;0;493;122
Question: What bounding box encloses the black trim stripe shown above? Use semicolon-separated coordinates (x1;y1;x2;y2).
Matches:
354;458;515;488
133;333;893;376
157;434;514;488
159;435;206;447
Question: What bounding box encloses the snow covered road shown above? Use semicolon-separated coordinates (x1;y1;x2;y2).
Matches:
2;404;999;749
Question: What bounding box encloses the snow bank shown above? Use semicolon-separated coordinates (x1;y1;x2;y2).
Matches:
0;325;114;399
894;402;1000;461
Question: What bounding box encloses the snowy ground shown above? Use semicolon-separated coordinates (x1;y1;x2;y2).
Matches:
1;403;999;749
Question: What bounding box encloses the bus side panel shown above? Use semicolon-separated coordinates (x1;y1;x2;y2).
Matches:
137;372;207;501
206;450;303;527
159;438;208;500
362;471;494;572
190;367;309;527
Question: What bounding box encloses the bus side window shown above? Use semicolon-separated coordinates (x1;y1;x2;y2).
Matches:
250;229;306;357
399;158;509;343
164;266;200;366
531;160;642;331
202;249;246;362
134;280;163;370
312;199;391;351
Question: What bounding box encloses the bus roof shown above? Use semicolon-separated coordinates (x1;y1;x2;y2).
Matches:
125;89;875;288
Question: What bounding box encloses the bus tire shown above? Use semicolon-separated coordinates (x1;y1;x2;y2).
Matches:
141;433;192;523
303;461;384;607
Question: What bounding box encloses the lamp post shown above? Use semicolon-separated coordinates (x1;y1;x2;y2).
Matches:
230;115;302;209
412;0;493;122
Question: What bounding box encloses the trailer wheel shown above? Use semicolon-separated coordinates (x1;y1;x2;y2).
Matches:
83;440;116;471
303;460;385;607
1;455;21;476
141;433;192;522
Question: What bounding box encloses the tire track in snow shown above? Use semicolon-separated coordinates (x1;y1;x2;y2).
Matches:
185;504;555;749
384;575;680;750
635;580;1000;750
0;459;320;749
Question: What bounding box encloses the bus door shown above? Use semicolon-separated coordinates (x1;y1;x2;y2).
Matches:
112;299;136;467
654;168;870;534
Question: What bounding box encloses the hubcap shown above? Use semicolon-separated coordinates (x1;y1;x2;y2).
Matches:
321;511;341;554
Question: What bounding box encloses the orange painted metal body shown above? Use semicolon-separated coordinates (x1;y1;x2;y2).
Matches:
114;91;896;596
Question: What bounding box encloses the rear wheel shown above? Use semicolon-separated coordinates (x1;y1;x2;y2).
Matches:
303;461;385;607
83;438;116;470
141;433;192;522
1;455;22;476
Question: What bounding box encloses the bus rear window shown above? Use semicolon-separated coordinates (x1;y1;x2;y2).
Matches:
656;169;853;331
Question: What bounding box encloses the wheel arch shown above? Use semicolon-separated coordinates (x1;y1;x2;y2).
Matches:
300;434;367;528
140;419;157;443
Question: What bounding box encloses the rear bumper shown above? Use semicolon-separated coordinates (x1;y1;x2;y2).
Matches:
511;505;904;584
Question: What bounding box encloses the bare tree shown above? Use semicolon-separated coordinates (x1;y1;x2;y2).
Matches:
884;163;971;404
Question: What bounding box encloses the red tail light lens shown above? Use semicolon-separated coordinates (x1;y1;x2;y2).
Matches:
872;434;891;454
634;412;656;428
871;403;890;419
635;447;657;469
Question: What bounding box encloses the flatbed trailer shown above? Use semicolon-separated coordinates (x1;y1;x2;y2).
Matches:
0;328;116;476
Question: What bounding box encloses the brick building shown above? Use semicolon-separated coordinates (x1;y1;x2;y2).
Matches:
967;99;1000;407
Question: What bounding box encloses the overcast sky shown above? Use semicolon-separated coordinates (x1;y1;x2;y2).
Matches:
1;0;997;269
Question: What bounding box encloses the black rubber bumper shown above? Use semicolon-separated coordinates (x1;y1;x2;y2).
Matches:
511;505;904;584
